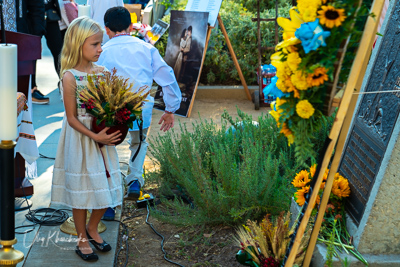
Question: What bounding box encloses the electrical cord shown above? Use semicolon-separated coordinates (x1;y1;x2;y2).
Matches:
39;153;56;160
15;184;70;234
113;211;146;267
145;204;185;267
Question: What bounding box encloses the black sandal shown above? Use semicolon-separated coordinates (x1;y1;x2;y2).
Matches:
75;246;99;261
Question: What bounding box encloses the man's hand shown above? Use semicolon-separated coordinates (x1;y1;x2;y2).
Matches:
158;112;175;132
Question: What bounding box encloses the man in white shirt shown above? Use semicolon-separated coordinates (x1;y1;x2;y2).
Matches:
97;6;182;219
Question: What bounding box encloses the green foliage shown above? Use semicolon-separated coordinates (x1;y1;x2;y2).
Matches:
325;219;337;267
148;109;298;225
203;0;292;85
237;0;293;13
147;109;333;226
154;0;293;85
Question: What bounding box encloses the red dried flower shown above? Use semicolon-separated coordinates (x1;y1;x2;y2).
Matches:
261;256;279;267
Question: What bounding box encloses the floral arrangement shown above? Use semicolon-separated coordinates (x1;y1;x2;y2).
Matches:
292;165;350;208
292;165;367;264
78;68;149;129
269;0;364;163
235;212;311;267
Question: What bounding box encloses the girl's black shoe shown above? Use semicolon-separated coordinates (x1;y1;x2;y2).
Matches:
75;246;99;261
86;230;112;252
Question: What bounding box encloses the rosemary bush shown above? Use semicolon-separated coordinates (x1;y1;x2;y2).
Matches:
148;109;299;225
147;109;334;226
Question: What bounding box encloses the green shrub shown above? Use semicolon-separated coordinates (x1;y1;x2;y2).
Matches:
155;0;293;85
238;0;294;13
147;109;335;226
148;109;299;226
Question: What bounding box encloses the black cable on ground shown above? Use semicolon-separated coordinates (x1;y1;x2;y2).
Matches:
25;208;70;226
113;212;146;267
15;185;70;234
39;153;56;160
145;204;185;267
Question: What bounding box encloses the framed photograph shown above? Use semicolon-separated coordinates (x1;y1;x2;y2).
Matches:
154;10;209;117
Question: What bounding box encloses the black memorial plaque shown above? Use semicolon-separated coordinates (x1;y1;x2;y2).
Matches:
338;1;400;226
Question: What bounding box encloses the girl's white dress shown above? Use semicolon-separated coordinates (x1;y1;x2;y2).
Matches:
51;68;123;209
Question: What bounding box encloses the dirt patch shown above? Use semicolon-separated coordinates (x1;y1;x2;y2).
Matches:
114;194;243;267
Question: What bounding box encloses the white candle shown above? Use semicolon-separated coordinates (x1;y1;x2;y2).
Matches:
78;4;91;18
0;44;18;141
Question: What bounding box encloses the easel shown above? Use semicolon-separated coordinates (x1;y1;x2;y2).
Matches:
186;14;252;117
283;0;386;265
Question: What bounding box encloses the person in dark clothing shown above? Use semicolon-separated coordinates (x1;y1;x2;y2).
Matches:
29;0;64;104
30;0;64;104
16;0;46;36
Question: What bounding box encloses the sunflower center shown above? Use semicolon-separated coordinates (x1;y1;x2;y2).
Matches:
313;73;323;79
325;10;339;20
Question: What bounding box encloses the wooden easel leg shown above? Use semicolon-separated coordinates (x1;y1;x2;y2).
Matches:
217;14;252;101
285;0;385;265
186;26;213;117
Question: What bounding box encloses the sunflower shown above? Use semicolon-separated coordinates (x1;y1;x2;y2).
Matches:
317;5;346;28
292;170;311;188
294;186;309;206
320;181;326;190
309;164;317;178
296;100;315;119
332;176;350;198
307;67;329;87
323;168;329;180
316;194;321;206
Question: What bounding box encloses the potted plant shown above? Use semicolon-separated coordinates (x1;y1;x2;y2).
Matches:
78;68;150;146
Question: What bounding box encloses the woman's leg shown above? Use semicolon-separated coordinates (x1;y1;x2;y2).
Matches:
86;208;107;243
45;21;63;77
72;209;93;253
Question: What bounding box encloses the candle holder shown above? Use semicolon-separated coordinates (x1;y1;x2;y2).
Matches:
0;2;24;265
0;141;24;266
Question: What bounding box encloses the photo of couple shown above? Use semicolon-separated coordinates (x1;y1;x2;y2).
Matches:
154;10;209;117
173;26;192;82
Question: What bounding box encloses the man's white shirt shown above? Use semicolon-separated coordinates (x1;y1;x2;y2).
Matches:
97;35;182;131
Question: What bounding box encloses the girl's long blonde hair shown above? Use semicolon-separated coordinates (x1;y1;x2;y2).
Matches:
59;17;103;78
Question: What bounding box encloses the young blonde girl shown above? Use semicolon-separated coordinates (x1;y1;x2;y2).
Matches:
51;17;122;261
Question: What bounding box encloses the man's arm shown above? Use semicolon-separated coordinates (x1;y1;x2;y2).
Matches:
151;47;182;130
27;0;46;37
